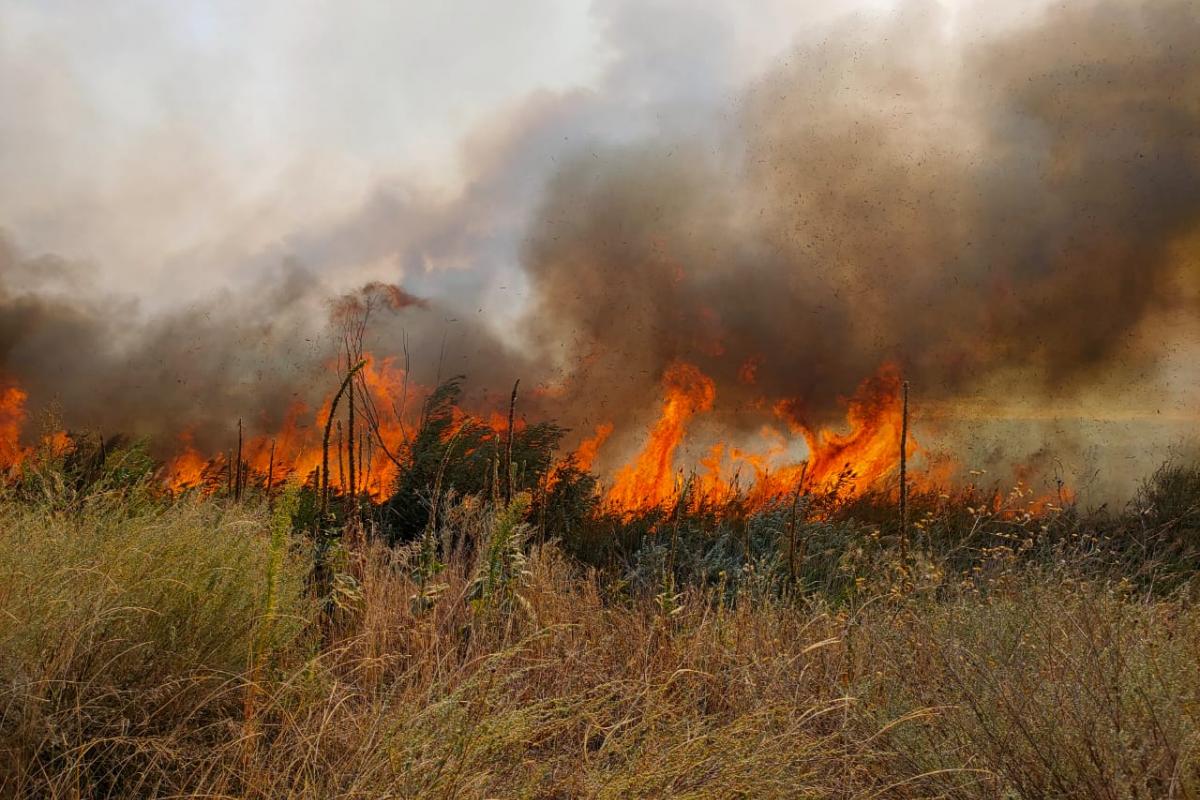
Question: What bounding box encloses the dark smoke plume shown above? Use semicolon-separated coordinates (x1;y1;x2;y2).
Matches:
0;234;330;449
522;0;1199;447
0;231;537;454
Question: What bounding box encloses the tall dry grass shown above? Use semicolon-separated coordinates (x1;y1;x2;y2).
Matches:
854;576;1200;798
0;490;309;796
1;474;1198;798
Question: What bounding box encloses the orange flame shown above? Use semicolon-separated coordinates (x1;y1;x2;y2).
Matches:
165;431;208;488
0;384;28;467
796;363;914;493
163;354;427;498
573;422;614;473
600;361;919;513
605;361;716;510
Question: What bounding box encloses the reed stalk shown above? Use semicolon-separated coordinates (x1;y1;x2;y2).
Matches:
336;420;345;492
266;439;275;503
503;379;519;506
235;419;244;502
347;377;356;503
787;462;808;582
321;360;367;518
899;380;910;567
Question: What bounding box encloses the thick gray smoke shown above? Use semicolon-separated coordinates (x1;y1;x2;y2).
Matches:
522;0;1200;440
0;235;327;448
0;231;536;454
0;0;1197;485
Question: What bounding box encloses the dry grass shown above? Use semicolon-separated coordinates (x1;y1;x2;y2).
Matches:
1;479;1198;798
853;578;1200;798
0;491;309;796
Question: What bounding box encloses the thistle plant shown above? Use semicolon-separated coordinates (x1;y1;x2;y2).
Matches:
467;492;532;615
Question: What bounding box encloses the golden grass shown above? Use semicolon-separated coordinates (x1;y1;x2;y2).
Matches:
1;488;1197;798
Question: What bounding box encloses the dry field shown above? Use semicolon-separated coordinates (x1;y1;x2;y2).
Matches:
1;442;1198;799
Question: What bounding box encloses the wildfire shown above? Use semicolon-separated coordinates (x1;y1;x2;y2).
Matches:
0;352;1074;518
599;361;917;513
0;384;29;467
0;357;922;509
162;355;427;499
605;362;716;510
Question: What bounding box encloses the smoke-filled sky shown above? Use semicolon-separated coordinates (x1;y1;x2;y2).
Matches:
2;0;880;300
1;0;1198;496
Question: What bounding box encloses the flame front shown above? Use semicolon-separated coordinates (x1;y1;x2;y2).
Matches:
605;362;716;510
0;353;1067;514
601;361;917;513
164;355;427;498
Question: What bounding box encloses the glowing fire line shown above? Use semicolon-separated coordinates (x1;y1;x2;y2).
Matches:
0;358;1073;515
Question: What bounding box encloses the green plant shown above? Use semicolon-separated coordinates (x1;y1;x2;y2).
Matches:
467;493;532;617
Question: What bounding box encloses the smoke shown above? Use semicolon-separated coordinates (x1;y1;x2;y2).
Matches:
0;0;1197;484
520;0;1200;450
0;235;322;447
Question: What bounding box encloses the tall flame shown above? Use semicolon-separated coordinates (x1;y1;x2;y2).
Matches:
794;363;914;492
573;422;614;472
605;361;716;510
601;361;917;513
0;384;28;467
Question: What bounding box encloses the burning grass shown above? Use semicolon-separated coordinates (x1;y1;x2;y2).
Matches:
2;348;943;521
0;438;1198;798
